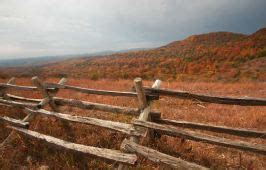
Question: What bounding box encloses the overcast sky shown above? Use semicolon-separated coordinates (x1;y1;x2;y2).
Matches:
0;0;266;59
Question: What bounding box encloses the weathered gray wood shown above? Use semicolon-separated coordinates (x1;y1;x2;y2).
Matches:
154;118;266;139
53;97;140;116
49;78;68;96
0;103;12;107
148;79;162;141
118;78;150;170
8;126;138;165
0;116;29;128
136;80;161;138
6;94;42;103
118;78;151;169
131;78;150;143
151;80;162;89
25;108;143;137
37;97;50;109
138;106;151;122
121;139;208;169
46;83;138;97
0;98;37;108
134;120;266;155
0;78;16;99
145;87;266;106
7;77;16;84
133;78;151;140
4;93;161;117
0;83;38;91
33;77;75;140
134;78;148;110
0;113;35;149
58;78;67;86
32;77;58;111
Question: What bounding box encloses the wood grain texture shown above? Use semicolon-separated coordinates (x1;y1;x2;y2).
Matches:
32;76;58;111
0;116;29;128
9;126;138;165
25;108;143;137
6;94;42;102
121;139;208;169
145;87;266;106
46;83;138;97
0;98;37;108
154;118;266;138
134;78;148;110
0;113;36;149
54;97;140;115
134;120;266;155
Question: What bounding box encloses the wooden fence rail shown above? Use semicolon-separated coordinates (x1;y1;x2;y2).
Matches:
0;116;29;128
0;77;265;169
8;126;138;165
134;120;266;155
154;118;266;138
144;87;266;106
25;108;143;137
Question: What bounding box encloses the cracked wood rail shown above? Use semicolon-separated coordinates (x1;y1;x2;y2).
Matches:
25;108;144;137
121;139;208;169
134;120;266;155
0;116;29;128
0;77;65;149
145;87;266;106
8;126;138;165
118;78;161;170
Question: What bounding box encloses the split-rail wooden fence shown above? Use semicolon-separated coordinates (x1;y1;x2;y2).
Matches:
0;77;265;169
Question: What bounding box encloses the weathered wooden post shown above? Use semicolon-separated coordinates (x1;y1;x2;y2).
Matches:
32;77;58;111
118;78;161;169
31;77;74;139
149;79;162;141
0;77;69;149
130;78;150;144
0;77;16;99
0;77;35;149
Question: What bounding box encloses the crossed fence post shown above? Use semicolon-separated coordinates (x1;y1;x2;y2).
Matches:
0;77;16;100
1;77;264;168
118;78;161;169
0;76;70;149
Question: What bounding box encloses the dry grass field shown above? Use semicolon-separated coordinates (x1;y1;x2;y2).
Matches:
0;78;265;169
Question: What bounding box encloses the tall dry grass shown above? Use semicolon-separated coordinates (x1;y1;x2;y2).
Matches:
0;78;265;169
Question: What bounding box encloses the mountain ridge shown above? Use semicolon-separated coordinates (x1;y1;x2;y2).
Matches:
1;28;265;81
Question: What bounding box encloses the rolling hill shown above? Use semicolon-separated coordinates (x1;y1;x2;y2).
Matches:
1;28;266;81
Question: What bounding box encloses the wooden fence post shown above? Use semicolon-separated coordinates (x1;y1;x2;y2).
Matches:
32;77;58;111
0;77;35;149
149;79;162;141
32;77;74;140
0;77;69;149
134;78;148;110
0;77;16;100
118;78;154;169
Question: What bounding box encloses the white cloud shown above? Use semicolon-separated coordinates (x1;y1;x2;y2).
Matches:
0;0;265;59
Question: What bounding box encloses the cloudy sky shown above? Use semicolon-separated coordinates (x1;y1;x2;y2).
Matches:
0;0;266;59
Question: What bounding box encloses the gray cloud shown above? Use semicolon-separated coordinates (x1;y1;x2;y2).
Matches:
0;0;266;59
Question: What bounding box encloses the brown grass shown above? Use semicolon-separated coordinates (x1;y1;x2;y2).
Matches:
0;78;265;169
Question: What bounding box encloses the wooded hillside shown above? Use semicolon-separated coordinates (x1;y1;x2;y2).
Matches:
1;28;266;81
